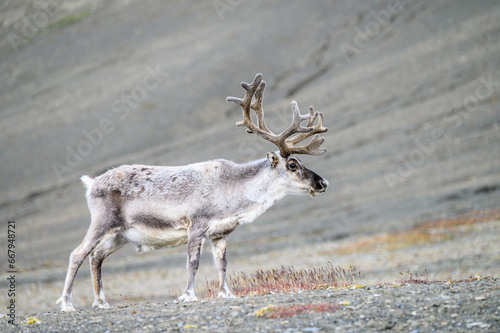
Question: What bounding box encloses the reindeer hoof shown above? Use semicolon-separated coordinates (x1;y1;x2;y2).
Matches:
62;305;77;312
178;293;198;302
92;300;111;309
217;291;236;299
56;297;77;312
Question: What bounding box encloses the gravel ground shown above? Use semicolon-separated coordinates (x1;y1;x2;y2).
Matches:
2;278;499;332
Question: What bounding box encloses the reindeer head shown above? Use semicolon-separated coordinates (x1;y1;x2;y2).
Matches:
227;73;329;197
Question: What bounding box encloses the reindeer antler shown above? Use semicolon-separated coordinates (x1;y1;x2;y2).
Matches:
226;73;328;158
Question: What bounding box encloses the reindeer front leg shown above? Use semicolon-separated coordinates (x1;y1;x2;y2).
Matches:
211;236;235;298
179;228;205;301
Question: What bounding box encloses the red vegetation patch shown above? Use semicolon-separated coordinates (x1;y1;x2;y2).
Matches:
335;210;500;254
419;210;500;230
256;303;340;319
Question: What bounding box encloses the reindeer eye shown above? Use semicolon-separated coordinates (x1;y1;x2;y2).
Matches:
288;162;298;172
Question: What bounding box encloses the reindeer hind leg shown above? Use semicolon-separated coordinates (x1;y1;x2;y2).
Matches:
56;221;120;312
90;233;127;309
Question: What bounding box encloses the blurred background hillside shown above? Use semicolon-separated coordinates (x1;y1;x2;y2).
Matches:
1;0;499;315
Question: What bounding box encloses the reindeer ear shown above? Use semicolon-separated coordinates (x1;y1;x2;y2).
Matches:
267;152;279;168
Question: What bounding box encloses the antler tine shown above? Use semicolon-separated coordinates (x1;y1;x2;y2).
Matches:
227;73;263;130
287;106;327;146
227;73;280;140
251;80;270;132
287;134;327;156
306;106;318;127
278;101;314;139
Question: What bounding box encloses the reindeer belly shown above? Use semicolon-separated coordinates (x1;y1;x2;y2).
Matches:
122;223;188;252
121;201;190;252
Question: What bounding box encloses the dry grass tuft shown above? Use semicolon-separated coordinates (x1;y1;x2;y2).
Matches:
204;263;363;299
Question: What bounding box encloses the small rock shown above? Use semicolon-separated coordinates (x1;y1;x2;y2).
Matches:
466;322;489;329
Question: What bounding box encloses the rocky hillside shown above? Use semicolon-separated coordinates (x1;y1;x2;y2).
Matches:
1;0;499;316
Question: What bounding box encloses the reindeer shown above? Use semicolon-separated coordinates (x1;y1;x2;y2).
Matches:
56;73;328;312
